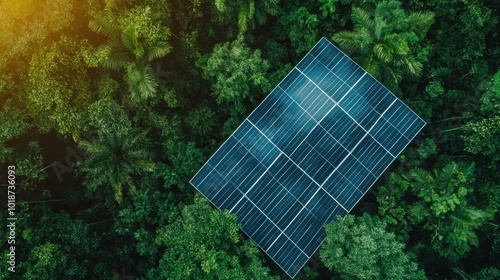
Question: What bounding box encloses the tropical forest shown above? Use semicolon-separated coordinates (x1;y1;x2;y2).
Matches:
0;0;499;279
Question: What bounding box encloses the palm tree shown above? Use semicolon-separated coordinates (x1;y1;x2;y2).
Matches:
89;6;171;101
125;62;158;100
213;0;279;33
409;162;487;259
79;127;155;204
332;3;434;89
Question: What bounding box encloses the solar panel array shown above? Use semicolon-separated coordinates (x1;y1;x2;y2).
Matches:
190;37;425;278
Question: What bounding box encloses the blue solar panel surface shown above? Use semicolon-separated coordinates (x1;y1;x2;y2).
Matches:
190;37;426;278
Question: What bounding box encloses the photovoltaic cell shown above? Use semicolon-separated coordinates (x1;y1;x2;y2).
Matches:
190;37;425;278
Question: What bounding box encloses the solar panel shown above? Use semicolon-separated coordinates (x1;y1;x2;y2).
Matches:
190;37;425;278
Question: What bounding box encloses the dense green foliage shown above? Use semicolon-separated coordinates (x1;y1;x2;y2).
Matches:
321;214;426;280
332;1;434;90
1;0;499;279
149;196;276;279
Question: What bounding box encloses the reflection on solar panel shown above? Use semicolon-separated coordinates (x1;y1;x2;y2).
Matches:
190;37;425;278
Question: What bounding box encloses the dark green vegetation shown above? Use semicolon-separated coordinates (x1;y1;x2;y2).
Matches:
0;0;498;279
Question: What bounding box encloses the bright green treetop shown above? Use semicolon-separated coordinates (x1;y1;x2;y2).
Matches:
320;214;426;280
89;5;172;101
148;196;277;280
332;0;434;89
199;35;271;114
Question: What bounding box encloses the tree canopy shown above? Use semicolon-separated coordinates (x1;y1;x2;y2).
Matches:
321;214;426;280
149;196;277;279
332;0;434;90
1;0;499;278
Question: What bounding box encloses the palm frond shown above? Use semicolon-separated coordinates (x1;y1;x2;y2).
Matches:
383;66;402;89
374;17;387;40
80;126;154;203
103;54;130;70
247;0;255;21
257;0;279;17
450;206;487;245
410;168;433;185
354;0;377;15
101;37;132;69
362;55;381;78
122;26;145;59
146;41;172;61
402;56;422;77
125;62;158;100
237;2;254;34
351;7;374;32
88;20;104;35
373;43;393;63
214;0;226;12
408;12;435;40
88;14;117;36
332;31;363;53
384;34;409;56
253;0;279;26
113;183;124;204
437;162;458;188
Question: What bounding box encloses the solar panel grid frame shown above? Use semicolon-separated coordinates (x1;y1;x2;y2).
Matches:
190;37;426;278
